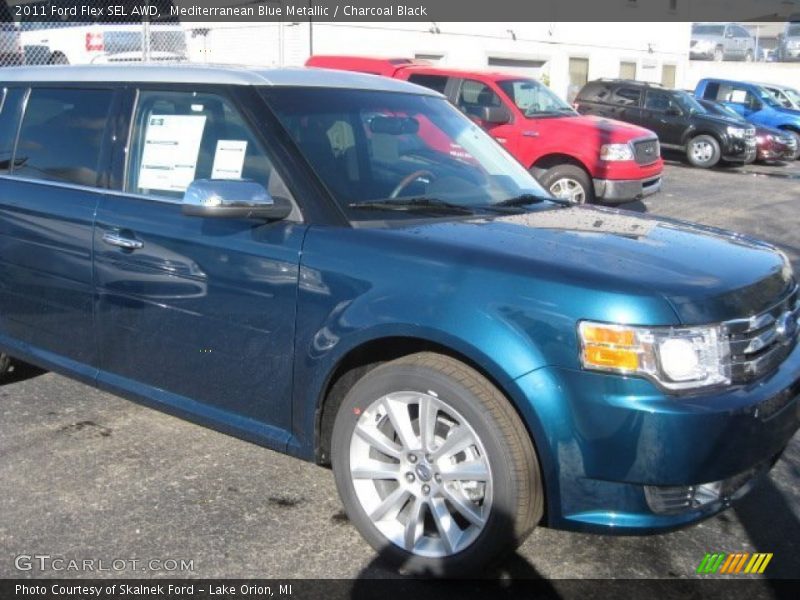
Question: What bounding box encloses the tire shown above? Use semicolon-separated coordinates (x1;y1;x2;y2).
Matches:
714;46;724;62
48;52;68;65
331;352;543;576
537;164;594;204
686;134;722;168
785;131;800;160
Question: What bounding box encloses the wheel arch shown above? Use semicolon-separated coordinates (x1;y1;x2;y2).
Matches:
530;153;592;178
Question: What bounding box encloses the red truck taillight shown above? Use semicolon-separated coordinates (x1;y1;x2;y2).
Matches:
85;32;104;52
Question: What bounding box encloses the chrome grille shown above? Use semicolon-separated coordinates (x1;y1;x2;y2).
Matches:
722;285;800;383
633;138;660;165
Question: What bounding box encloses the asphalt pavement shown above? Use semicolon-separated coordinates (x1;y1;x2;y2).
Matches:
1;158;799;581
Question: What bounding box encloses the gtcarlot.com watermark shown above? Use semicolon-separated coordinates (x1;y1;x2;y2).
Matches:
14;554;194;573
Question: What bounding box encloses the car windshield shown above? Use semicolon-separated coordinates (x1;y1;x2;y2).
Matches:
262;87;550;219
497;79;575;117
674;91;707;114
781;87;800;106
693;25;725;35
704;101;743;120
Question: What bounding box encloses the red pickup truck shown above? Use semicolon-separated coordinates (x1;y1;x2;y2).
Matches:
306;56;663;204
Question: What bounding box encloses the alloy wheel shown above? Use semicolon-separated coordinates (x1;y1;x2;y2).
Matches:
549;177;586;203
349;391;493;558
691;140;715;164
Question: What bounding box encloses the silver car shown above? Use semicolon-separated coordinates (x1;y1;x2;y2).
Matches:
691;23;756;62
776;22;800;62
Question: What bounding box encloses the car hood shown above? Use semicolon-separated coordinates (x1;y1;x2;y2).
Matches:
540;114;656;142
694;112;747;128
388;205;792;324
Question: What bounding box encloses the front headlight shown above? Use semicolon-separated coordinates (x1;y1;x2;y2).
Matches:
727;126;746;138
600;143;634;161
578;321;730;391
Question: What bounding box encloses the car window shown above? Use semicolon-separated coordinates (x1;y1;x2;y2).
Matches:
497;79;574;116
611;87;641;106
263;87;547;217
0;88;26;173
407;74;449;95
692;24;724;35
457;80;503;120
126;90;294;205
575;82;612;104
13;88;113;187
644;90;679;112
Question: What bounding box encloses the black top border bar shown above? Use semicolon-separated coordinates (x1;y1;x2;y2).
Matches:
4;0;800;23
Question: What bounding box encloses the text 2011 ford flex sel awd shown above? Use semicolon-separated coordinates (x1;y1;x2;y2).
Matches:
0;65;798;575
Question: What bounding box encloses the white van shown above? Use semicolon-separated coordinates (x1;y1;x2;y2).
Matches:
17;0;186;65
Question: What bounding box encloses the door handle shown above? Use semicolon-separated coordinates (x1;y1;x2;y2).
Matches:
102;231;144;250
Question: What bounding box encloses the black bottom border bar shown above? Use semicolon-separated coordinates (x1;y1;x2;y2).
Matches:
1;579;799;600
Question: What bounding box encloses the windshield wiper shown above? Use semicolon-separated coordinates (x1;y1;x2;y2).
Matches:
494;193;562;207
347;197;475;215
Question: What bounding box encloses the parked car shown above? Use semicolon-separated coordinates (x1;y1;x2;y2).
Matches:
0;2;23;66
698;99;800;162
574;79;756;168
19;0;186;65
306;56;663;205
695;78;800;153
690;22;756;62
1;65;799;575
776;22;800;62
760;83;800;110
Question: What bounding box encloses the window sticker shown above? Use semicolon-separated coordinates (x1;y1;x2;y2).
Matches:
210;140;248;179
138;114;207;192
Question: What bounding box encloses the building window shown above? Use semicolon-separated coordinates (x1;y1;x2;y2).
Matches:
620;61;637;80
414;53;444;62
487;57;547;70
568;57;589;102
661;64;677;88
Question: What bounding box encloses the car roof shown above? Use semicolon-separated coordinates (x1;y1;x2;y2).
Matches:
0;64;442;96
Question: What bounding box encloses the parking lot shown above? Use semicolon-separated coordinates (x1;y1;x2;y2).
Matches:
0;158;799;582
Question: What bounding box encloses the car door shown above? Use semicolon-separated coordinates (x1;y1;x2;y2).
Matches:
454;78;519;154
93;85;307;437
0;85;117;372
722;24;738;58
642;90;685;146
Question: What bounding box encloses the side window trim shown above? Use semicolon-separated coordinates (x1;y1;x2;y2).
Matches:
8;87;31;176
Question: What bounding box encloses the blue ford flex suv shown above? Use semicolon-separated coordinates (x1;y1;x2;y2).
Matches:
0;65;799;575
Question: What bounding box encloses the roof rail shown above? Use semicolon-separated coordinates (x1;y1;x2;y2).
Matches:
594;78;664;87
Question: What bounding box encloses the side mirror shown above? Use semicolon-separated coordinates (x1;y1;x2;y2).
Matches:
181;179;292;221
479;105;511;125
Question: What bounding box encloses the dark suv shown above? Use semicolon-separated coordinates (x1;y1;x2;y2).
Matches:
575;80;756;168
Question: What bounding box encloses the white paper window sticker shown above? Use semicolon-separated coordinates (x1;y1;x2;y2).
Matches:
138;114;207;193
211;140;248;179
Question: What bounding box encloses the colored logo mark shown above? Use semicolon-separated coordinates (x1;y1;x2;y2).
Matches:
697;552;773;574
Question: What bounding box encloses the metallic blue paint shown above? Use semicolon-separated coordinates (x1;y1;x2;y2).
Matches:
0;85;798;538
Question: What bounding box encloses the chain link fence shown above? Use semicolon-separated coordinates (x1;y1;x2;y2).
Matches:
0;1;303;68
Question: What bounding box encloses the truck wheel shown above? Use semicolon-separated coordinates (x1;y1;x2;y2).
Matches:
49;52;68;65
331;352;543;576
714;46;724;61
538;164;594;204
687;135;721;168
